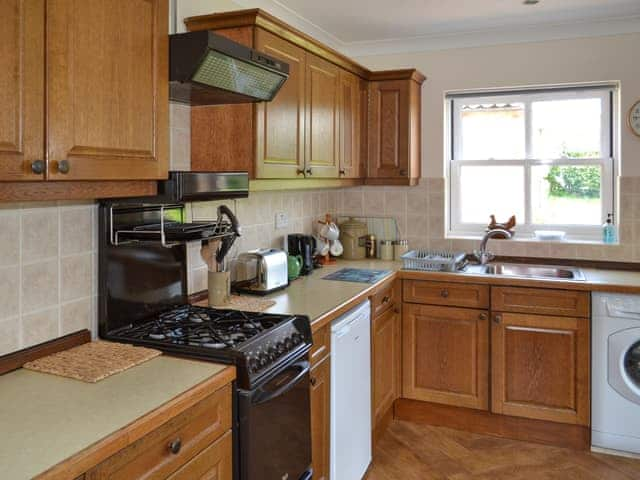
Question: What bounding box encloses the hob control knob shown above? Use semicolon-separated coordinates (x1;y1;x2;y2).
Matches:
276;341;285;353
259;354;268;367
284;337;293;349
248;357;259;372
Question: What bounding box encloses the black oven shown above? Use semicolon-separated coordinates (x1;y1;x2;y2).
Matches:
237;356;312;480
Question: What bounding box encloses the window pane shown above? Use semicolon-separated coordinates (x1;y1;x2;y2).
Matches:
531;98;603;159
459;102;525;160
459;166;525;224
531;165;602;225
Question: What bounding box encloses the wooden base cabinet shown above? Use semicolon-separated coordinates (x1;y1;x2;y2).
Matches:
491;312;590;426
372;304;401;422
310;355;331;480
402;304;489;410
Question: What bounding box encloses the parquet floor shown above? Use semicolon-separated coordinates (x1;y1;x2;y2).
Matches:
366;421;640;480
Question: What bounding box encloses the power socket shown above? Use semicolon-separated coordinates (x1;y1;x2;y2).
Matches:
275;211;289;230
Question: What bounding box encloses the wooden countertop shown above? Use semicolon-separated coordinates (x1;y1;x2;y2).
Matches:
0;356;235;480
257;259;640;331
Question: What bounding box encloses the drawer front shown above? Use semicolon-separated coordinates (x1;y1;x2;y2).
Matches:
166;431;232;480
372;280;399;317
492;287;590;318
310;324;331;367
86;384;232;480
403;280;489;309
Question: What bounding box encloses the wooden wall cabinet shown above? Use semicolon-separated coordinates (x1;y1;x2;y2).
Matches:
366;71;425;186
187;9;424;185
0;0;168;200
402;303;489;410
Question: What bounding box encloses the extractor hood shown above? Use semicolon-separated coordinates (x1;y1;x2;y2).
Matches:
169;30;289;106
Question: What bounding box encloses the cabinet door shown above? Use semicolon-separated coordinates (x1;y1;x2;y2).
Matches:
254;28;306;179
368;80;409;179
46;0;168;180
402;304;489;410
0;0;45;181
372;306;401;423
310;355;330;480
491;312;590;425
305;53;340;178
338;70;361;179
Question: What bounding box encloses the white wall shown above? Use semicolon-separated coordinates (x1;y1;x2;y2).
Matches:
355;33;640;178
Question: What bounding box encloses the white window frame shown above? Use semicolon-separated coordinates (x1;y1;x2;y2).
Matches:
447;86;616;241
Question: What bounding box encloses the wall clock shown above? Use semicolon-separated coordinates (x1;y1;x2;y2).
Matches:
630;100;640;137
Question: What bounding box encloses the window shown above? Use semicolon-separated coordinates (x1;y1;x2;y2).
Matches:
448;85;616;240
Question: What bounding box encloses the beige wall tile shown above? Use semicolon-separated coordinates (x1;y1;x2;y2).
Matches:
22;308;58;348
343;190;364;215
363;187;385;215
21;208;58;262
61;298;92;335
22;260;58;314
384;189;406;216
0;317;20;355
60;254;92;302
0;212;20;267
0;266;19;320
61;206;93;255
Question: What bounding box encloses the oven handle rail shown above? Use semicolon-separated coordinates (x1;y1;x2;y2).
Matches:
252;360;310;405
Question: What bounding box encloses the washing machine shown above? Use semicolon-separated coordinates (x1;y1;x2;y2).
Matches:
592;293;640;454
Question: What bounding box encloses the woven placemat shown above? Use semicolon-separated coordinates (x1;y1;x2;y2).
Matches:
23;341;162;383
197;294;277;312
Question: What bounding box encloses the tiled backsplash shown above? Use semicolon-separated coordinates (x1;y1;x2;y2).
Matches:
0;202;96;355
185;189;339;294
340;177;640;262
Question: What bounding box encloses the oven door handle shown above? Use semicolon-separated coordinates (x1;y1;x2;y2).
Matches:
252;360;310;405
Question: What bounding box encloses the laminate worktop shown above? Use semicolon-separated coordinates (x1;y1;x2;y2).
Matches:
258;259;640;331
0;356;234;480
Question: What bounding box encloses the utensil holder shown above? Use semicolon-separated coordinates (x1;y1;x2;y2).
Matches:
208;270;231;306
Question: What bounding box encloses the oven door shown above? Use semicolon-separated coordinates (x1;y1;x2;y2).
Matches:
238;358;312;480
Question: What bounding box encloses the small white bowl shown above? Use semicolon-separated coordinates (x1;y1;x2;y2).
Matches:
534;230;566;241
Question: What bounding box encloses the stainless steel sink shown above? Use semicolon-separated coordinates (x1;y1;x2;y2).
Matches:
463;262;585;281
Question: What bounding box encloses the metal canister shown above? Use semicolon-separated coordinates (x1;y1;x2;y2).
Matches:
365;234;377;258
380;240;394;261
393;239;409;261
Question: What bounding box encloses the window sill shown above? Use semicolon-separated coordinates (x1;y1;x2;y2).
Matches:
446;234;619;247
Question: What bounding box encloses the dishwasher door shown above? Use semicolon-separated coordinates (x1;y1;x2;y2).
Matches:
330;300;371;480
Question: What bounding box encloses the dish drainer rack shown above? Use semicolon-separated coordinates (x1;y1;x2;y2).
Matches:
108;204;234;248
400;249;467;272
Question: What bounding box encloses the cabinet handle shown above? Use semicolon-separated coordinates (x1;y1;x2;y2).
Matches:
31;160;45;175
310;376;317;387
440;289;449;298
381;295;390;304
57;159;70;174
394;307;400;314
168;438;182;455
296;168;305;176
479;313;488;321
339;169;346;176
399;169;407;176
493;314;502;324
305;168;313;176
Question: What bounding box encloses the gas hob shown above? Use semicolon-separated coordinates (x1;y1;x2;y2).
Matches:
103;305;312;389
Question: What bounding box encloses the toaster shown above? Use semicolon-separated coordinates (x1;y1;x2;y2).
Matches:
233;248;289;294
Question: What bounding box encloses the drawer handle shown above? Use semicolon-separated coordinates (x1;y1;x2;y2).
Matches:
440;289;449;298
479;313;487;321
493;314;502;324
168;438;182;455
382;295;391;304
310;376;317;387
394;307;400;314
296;168;305;176
306;168;313;176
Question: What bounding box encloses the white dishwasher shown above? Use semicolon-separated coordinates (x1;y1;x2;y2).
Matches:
330;300;371;480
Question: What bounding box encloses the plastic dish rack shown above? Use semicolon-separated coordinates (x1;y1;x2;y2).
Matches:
401;250;467;272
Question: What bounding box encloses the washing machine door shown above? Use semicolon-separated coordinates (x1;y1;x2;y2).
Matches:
608;328;640;406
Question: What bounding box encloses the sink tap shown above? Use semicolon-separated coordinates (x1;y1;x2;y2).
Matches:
474;229;512;265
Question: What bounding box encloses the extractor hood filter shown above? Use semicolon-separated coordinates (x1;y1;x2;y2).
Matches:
170;31;289;106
